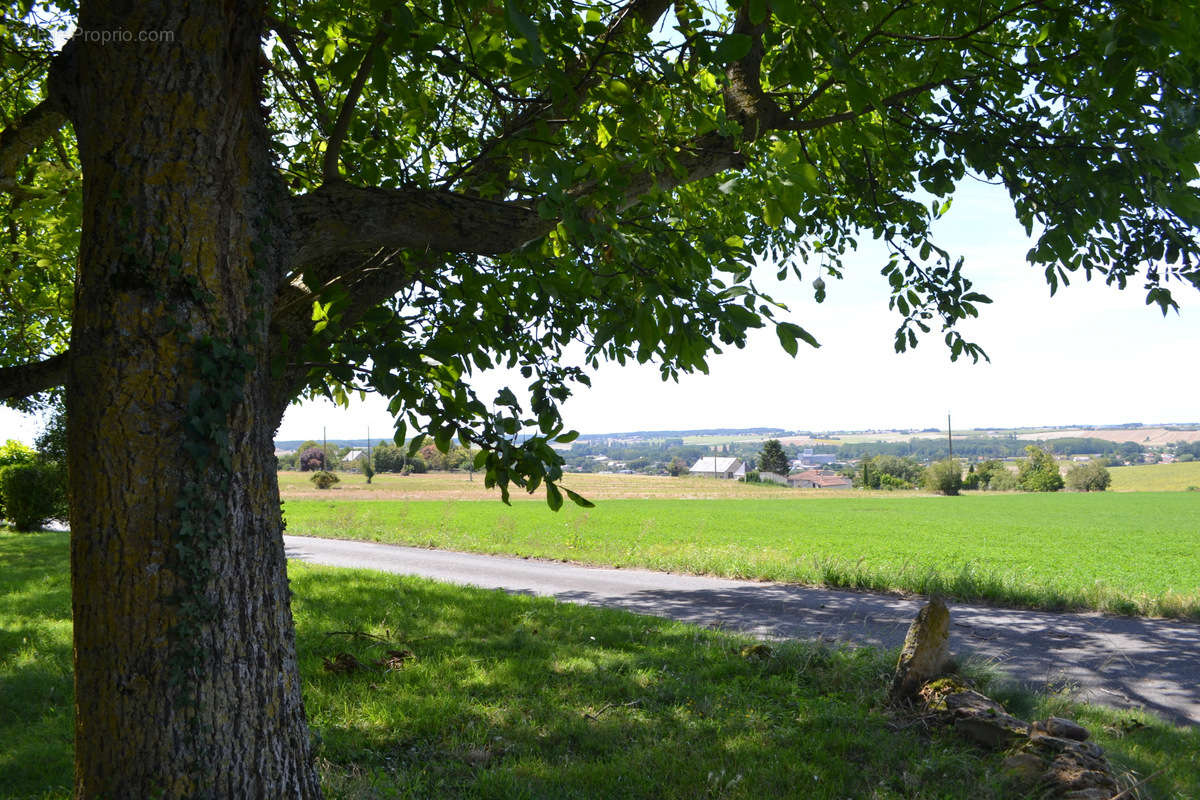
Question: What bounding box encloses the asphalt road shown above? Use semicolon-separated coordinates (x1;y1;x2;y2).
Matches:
283;535;1200;726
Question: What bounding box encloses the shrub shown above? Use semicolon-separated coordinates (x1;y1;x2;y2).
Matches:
363;460;375;484
923;458;963;496
1178;453;1195;463
0;463;64;531
988;470;1020;491
299;447;325;472
309;471;339;489
877;473;913;490
1065;461;1112;492
0;439;36;468
372;444;404;472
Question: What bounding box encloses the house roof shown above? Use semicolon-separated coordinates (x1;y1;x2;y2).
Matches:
813;474;852;487
342;449;366;461
689;457;742;473
790;469;850;487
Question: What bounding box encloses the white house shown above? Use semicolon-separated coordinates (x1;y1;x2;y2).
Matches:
341;449;366;465
689;456;745;479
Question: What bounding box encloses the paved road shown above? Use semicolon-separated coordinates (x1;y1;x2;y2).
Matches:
283;535;1200;726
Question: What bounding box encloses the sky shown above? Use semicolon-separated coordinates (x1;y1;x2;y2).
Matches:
2;179;1197;445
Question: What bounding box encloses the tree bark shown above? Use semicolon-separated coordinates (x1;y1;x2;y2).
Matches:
66;1;320;796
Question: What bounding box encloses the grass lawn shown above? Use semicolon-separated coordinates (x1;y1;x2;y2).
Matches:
282;491;1200;619
2;531;1196;799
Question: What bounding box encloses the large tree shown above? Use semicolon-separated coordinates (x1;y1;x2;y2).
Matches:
757;438;790;475
1;0;1198;794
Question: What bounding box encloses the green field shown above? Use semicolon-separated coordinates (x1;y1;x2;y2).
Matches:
3;531;1196;799
283;492;1200;618
1110;461;1200;492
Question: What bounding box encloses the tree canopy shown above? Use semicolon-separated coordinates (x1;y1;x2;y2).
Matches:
3;0;1198;502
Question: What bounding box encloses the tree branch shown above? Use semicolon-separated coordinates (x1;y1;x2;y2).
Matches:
876;0;1046;43
449;0;673;192
322;20;391;182
0;352;69;403
289;183;550;269
268;17;332;131
0;99;66;191
721;3;786;134
778;78;955;131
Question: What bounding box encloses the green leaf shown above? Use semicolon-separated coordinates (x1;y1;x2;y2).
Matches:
555;430;580;444
564;487;595;508
505;0;543;65
713;33;752;64
776;321;820;357
763;198;783;227
772;0;801;24
748;0;767;25
546;481;564;511
776;322;798;356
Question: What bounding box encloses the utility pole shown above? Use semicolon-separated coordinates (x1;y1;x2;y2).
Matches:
947;413;953;459
323;426;328;470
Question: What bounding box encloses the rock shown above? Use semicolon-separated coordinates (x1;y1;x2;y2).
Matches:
1029;732;1105;761
1034;716;1090;741
918;675;971;710
944;690;1007;716
1002;752;1045;782
954;711;1030;748
890;597;952;701
1041;749;1119;796
740;643;773;660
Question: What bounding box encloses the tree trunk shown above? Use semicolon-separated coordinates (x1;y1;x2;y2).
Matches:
66;1;320;796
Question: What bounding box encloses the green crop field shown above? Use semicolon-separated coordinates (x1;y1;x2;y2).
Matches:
283;492;1200;618
1110;461;1200;492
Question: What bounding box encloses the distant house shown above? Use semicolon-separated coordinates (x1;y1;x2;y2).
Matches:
341;449;366;465
757;471;789;485
689;457;745;479
789;469;852;490
274;448;296;457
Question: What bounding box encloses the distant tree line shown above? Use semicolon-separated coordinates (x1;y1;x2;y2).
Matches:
835;437;1145;462
277;440;479;473
850;446;1109;495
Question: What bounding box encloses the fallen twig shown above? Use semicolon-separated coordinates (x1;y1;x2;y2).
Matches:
584;699;641;721
1107;767;1166;800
